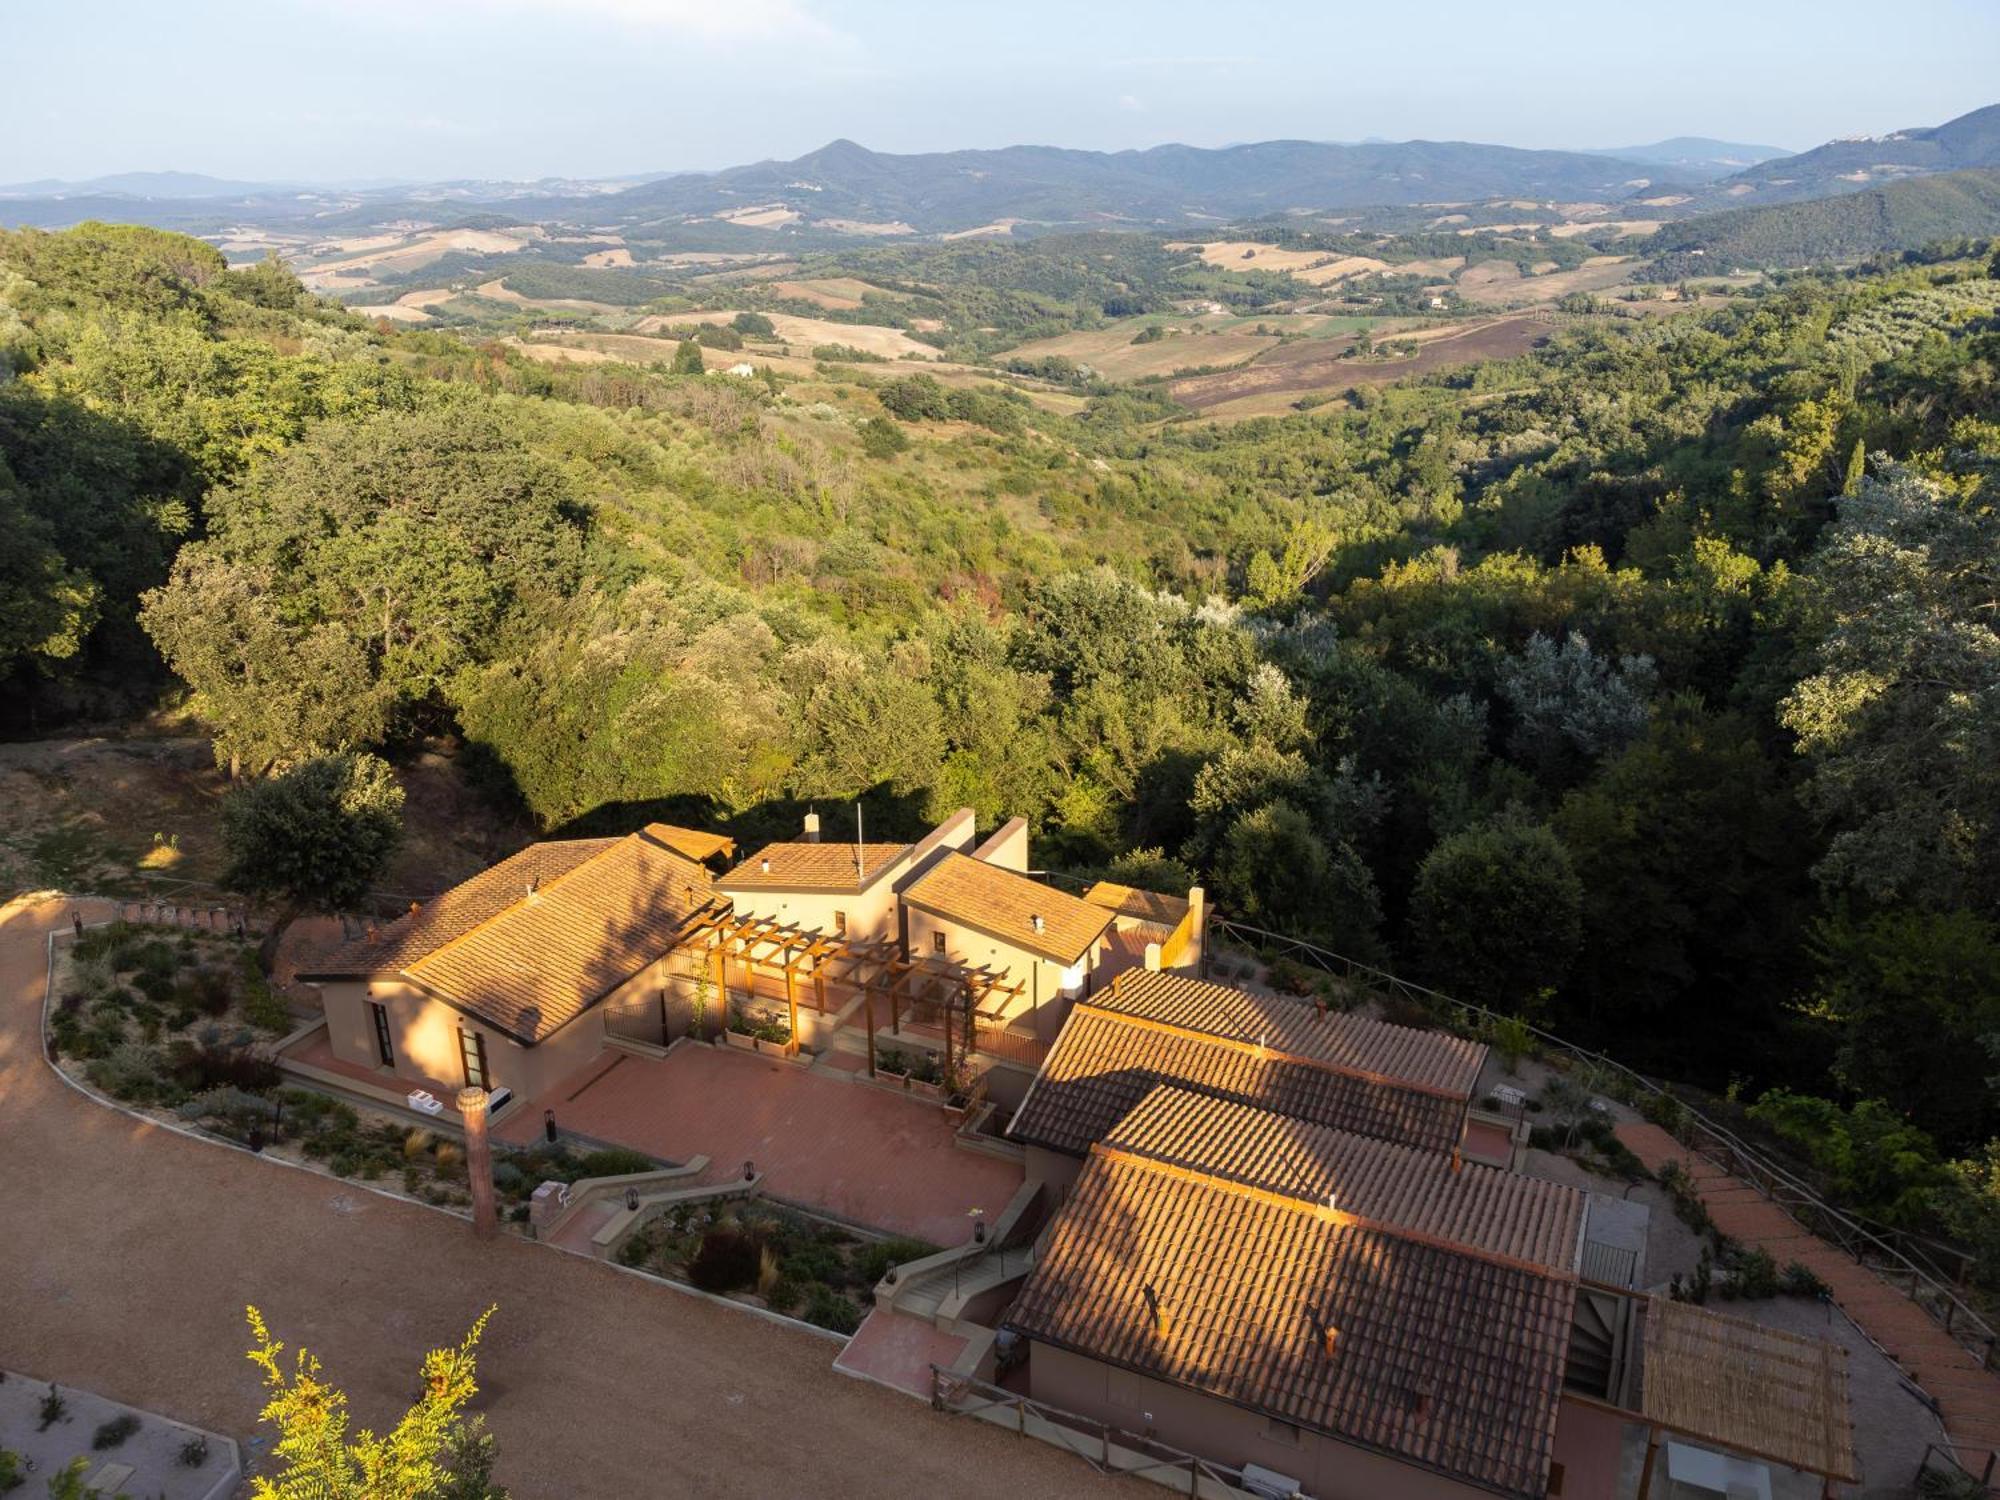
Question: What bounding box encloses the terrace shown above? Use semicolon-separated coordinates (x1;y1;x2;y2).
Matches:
494;1039;1024;1246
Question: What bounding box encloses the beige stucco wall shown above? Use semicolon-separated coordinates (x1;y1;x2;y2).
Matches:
904;904;1106;1034
1027;1344;1500;1500
970;816;1029;872
718;866;908;946
1022;1143;1082;1202
317;976;611;1104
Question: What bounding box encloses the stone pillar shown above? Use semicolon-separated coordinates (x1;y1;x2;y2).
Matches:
458;1088;498;1238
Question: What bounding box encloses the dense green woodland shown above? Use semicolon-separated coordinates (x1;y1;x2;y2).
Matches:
5;222;2000;1274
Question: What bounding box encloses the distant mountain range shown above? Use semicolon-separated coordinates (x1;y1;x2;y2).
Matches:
1699;103;2000;207
1579;137;1791;175
5;107;1998;250
569;136;1662;232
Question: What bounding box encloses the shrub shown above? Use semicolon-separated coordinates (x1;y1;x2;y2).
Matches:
1720;1245;1779;1300
688;1226;763;1293
165;1039;281;1094
403;1128;436;1159
129;965;177;1004
177;1086;279;1130
802;1286;860;1334
1639;1089;1691;1136
856;1237;937;1287
730;311;775;336
875;1048;910;1077
576;1147;656;1178
92;1414;140;1450
434;1142;464;1173
765;1276;803;1315
1486;1014;1535;1071
1781;1260;1830;1298
1267;957;1320;996
178;1434;209;1468
85;1042;165;1102
175;965;236;1017
37;1384;66;1431
0;1447;21;1493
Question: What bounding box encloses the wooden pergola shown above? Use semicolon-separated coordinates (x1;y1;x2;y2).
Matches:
1634;1296;1858;1496
678;908;857;1055
864;955;1025;1084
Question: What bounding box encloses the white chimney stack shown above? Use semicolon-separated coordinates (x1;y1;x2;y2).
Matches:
802;811;821;844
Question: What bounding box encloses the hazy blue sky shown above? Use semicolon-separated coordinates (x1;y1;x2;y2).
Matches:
10;0;1999;183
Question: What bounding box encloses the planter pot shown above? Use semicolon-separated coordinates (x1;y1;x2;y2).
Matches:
908;1077;945;1102
724;1030;757;1052
753;1036;793;1058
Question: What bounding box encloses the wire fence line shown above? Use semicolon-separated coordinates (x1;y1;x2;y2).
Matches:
1204;915;2000;1372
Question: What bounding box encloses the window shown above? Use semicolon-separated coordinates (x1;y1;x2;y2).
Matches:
833;910;848;936
932;930;946;955
1548;1462;1565;1495
369;1002;394;1067
458;1027;489;1090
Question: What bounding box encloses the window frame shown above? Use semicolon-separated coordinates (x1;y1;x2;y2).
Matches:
458;1026;490;1091
369;1000;394;1067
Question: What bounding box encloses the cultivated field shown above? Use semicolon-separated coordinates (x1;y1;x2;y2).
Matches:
1168;313;1551;412
769;277;879;309
295;228;535;290
631;310;940;360
1455;255;1635;307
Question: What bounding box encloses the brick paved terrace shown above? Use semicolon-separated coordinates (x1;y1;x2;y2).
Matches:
497;1041;1024;1246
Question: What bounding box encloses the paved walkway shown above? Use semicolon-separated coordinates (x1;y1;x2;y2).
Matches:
497;1043;1025;1246
1618;1120;2000;1470
0;895;1122;1499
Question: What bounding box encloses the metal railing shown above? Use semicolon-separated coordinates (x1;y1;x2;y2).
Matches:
1206;915;2000;1375
930;1365;1286;1498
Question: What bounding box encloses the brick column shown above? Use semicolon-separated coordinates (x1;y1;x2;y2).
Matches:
458;1088;497;1238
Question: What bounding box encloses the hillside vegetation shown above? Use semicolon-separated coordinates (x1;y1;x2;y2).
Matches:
1654;167;2000;271
5;221;2000;1279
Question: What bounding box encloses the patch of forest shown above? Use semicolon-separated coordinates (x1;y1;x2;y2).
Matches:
4;220;2000;1285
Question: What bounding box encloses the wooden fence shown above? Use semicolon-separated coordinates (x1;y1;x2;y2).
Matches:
1206;915;2000;1373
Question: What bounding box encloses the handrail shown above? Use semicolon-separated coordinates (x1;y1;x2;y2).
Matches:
930;1364;1286;1497
1206;914;2000;1373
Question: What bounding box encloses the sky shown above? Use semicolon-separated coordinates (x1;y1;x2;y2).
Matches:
8;0;2000;184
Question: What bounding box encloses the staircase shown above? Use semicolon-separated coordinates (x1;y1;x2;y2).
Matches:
1565;1288;1636;1403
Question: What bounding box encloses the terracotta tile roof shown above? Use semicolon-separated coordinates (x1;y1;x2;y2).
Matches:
641;823;736;863
1106;1088;1584;1274
301;829;721;1045
299;839;619;977
717;841;910;892
1007;1125;1575;1500
1095;970;1486;1096
902;852;1113;965
1009;973;1483;1158
1083;881;1189;927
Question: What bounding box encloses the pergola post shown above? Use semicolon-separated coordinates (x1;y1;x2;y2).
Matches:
1635;1425;1661;1500
709;940;727;1041
864;985;877;1077
784;950;800;1055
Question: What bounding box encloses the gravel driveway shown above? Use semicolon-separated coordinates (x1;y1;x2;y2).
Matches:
0;894;1123;1499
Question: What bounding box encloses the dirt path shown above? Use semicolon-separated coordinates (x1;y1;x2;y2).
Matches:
0;894;1122;1499
1617;1120;1994;1471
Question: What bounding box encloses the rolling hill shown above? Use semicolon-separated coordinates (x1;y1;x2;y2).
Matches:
1703;103;2000;207
580;136;1663;233
1651;166;2000;270
1581;137;1791;176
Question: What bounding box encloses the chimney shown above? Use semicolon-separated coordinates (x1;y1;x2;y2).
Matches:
1030;913;1045;935
760;856;771;874
526;873;539;898
802;811;821;844
1305;1305;1338;1359
1142;1281;1168;1337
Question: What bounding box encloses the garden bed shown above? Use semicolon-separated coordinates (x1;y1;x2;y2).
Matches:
43;921;669;1229
613;1199;934;1335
